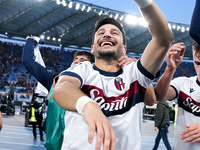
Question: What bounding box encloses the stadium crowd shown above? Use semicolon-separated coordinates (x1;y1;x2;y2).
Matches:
0;40;196;95
0;41;74;93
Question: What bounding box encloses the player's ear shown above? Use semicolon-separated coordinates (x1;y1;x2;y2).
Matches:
122;45;127;55
91;45;94;54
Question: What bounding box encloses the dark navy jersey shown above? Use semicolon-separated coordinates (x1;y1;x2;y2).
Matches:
189;0;200;45
22;38;56;91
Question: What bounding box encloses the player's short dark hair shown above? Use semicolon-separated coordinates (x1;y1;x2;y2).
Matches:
92;17;126;45
74;51;95;63
192;42;200;59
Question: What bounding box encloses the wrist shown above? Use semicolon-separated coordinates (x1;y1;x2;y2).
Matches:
76;96;97;115
165;66;176;74
134;0;153;8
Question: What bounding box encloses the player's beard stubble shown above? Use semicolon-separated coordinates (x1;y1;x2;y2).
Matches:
93;46;123;63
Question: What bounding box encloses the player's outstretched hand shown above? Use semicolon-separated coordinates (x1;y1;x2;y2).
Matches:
83;102;116;150
181;124;200;144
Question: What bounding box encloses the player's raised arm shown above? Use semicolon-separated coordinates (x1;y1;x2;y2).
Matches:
135;0;173;75
155;43;185;101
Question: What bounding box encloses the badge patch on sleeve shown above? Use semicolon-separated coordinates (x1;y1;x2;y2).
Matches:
67;63;80;71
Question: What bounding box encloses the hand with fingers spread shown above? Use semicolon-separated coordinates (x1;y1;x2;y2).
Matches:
83;102;116;150
181;124;200;144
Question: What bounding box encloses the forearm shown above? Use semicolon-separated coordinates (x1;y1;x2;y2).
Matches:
137;1;173;75
155;67;175;101
140;2;173;45
52;80;86;111
144;85;156;106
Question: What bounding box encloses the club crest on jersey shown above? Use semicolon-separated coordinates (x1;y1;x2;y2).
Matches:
114;77;125;91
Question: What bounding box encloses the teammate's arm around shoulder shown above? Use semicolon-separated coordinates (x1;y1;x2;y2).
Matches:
135;0;173;75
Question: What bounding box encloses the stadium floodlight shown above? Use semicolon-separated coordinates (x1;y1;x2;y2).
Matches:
81;5;86;11
75;3;80;10
58;38;61;42
186;27;189;31
68;1;73;8
47;36;50;40
99;10;103;16
119;15;124;21
5;32;8;35
138;17;148;27
172;24;176;29
40;35;45;39
125;15;138;25
177;25;180;31
168;23;172;30
115;13;119;20
104;10;109;15
53;37;56;41
87;6;91;12
181;26;185;32
109;13;113;18
56;0;61;5
62;0;67;6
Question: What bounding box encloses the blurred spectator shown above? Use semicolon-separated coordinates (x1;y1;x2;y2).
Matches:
29;95;44;141
152;101;172;150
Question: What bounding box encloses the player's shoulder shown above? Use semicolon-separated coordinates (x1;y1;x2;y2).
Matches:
59;61;93;75
70;61;92;69
177;76;196;81
172;76;197;85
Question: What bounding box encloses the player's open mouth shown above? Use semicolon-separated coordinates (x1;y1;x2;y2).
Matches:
99;40;116;47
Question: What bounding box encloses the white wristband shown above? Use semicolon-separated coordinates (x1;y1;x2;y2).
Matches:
134;0;153;8
76;96;96;115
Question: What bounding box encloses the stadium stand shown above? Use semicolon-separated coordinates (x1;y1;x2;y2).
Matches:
0;40;196;97
0;40;76;101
